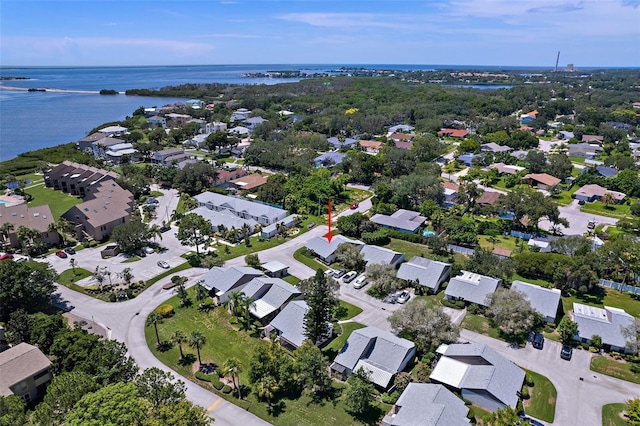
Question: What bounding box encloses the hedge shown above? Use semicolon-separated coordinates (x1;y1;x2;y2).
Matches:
195;372;224;390
222;385;232;394
155;304;175;318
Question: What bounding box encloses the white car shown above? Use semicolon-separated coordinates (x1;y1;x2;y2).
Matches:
157;260;170;269
324;269;335;277
143;246;155;254
342;271;358;283
353;274;368;289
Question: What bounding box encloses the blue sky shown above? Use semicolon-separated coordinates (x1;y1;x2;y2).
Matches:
1;0;639;67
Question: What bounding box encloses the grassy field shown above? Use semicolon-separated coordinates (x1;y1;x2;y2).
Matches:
523;369;557;423
602;403;628;426
25;182;82;219
551;185;580;206
57;268;92;287
511;273;554;288
338;301;363;320
581;200;634;218
478;235;526;253
461;314;502;340
293;247;328;271
282;275;300;285
383;238;467;265
591;356;640;384
145;290;385;425
468;405;492;423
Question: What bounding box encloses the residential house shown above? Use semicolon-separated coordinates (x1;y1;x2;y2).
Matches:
206;122;228;133
63;180;134;242
527;237;553;252
445;271;501;307
152;148;189;167
261;261;289;278
573;184;626;203
396;256;451;292
97;125;127;137
595;166;618;178
582;135;604;144
314;152;345;167
0;204;60;249
605;122;632;131
389;133;415;144
568;143;602;159
214;168;249;188
0;343;52;404
558;130;575;140
330;326;416;389
395;141;412;150
388;124;415;133
190;205;258;235
437;128;469;138
147;115;167;129
266;300;332;350
45;161;118;198
260;214;299;239
492;248;512;259
476;191;502;207
519;114;535;124
511;281;561;323
77;132;106;154
358;140;384;154
361;245;405;268
524;173;561;190
105;142;137;165
442;181;459;204
370;209;426;233
327;137;358;150
511;150;529;160
199;266;263;303
487;163;525;175
228;126;250;136
382;383;470;426
457;153;481;166
430;343;525;411
186;99;204;109
244;116;267;131
165;113;191;128
183;133;208;149
193;192;287;226
481;143;512;153
239;277;302;323
92;137;124;159
230;108;251;122
572;303;637;353
230;174;267;192
305;235;364;264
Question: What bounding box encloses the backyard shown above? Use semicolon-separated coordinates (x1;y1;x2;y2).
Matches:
25;181;83;219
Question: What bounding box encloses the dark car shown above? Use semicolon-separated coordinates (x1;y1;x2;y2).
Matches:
159;226;171;233
532;333;544;350
55;250;67;259
64;247;76;255
333;269;346;278
560;344;573;360
518;414;545;426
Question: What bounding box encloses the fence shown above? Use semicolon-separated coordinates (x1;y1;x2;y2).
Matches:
510;230;533;241
598;278;640;295
447;244;475;256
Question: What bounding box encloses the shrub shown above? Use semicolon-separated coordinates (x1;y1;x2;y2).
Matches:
467;303;480;314
222;385;232;394
108;293;117;302
441;298;465;309
630;363;640;374
155;304;175;318
524;373;535;387
125;289;135;299
185;252;202;267
520;386;530;400
381;390;400;404
85;285;100;292
588;346;599;353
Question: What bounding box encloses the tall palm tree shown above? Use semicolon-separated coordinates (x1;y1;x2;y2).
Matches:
222;357;243;399
256;376;278;408
147;224;163;242
69;258;77;276
239;297;254;331
188;331;206;365
601;192;615;209
171;330;187;359
146;312;163;345
194;280;208;301
120;267;134;288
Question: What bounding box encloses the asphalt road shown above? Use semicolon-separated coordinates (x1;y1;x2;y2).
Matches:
539;199;618;236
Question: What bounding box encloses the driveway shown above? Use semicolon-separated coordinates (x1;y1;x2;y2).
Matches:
460;329;640;425
539;199;618;235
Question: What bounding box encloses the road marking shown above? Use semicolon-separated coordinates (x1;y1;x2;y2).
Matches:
207;399;222;412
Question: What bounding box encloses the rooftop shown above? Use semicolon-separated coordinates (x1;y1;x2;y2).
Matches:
0;343;51;397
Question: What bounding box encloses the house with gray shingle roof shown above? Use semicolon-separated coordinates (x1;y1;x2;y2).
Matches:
481;143;512;153
511;281;561;323
330;326;415;389
266;300;332;350
382;383;470;426
305;235;364;264
370;209;426;233
327;137;358;149
0;343;52;403
572;303;637;353
397;256;451;292
239;277;302;323
388;124;415;133
314;152;345;167
361;245;405;269
445;271;501;307
200;266;263;303
193;192;287;226
430;343;525;412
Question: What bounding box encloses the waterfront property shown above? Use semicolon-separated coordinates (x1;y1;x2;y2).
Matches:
0;203;60;249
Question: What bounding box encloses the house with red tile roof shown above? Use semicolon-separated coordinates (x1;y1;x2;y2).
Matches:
437;128;469;138
524;173;561;189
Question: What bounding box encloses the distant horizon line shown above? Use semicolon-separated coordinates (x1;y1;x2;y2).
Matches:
1;63;639;70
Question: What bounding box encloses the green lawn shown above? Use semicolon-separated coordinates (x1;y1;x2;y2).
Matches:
25;183;82;219
384;238;468;264
511;273;554;288
146;291;383;425
57;267;92;287
145;262;192;286
581;200;634;218
602;403;628;426
322;322;366;361
562;288;640;319
468;405;492;423
551;185;580;206
282;275;301;285
591;356;640;384
293;247;328;271
478;235;525;253
338;301;363;320
523;369;557;423
461;314;502;340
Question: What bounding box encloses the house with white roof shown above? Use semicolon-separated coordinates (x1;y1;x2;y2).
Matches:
239;277;302;323
331;326;415;389
190;205;258;234
388;124;415;133
305;235;364;264
266;300;332;350
98;125;127;136
371;209;426;233
200;266;263;303
260;214;299;239
572;303;637;353
261;261;289;278
430;343;525;412
510;281;561;323
382;383;470;426
445;271;501;307
361;245;405;268
92;137;125;159
397;256;451;292
193;192;287;226
105;142;137;165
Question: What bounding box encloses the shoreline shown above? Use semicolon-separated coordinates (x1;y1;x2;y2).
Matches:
0;84;124;95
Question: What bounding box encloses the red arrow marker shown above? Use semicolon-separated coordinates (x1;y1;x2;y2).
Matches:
326;199;333;243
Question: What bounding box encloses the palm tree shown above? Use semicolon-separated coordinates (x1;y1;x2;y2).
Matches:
0;223;14;246
69;258;77;276
147;224;163;242
120;267;134;288
227;292;244;316
194;280;208;301
93;266;106;291
188;331;206;365
601;192;615;209
146;312;163;345
239;297;254;331
256;376;278;408
222;358;243;399
171;330;187;359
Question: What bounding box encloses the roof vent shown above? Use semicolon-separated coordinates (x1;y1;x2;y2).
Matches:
33;212;40;217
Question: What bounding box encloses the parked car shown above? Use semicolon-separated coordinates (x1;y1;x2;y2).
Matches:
55;250;68;259
143;246;154;254
324;268;335;277
136;250;147;258
350;203;359;209
159;226;171;233
518;415;545;426
396;291;411;304
342;271;358;283
383;293;399;303
157;260;170;269
0;253;14;261
333;269;346;278
353;274;368;289
532;333;544;350
64;247;76;255
560;344;573;360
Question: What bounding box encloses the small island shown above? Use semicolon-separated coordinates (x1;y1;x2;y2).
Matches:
99;89;119;95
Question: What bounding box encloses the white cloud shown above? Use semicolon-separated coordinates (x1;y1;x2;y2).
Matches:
277;12;417;30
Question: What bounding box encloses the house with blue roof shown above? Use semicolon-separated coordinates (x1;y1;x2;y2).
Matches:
457;153;482;166
314;152;345;167
327;137;358;150
596;166;618;178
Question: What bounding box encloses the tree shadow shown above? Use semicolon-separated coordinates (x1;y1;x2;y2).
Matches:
351;405;385;426
157;341;174;352
267;400;286;417
178;353;197;366
308;385;342;406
